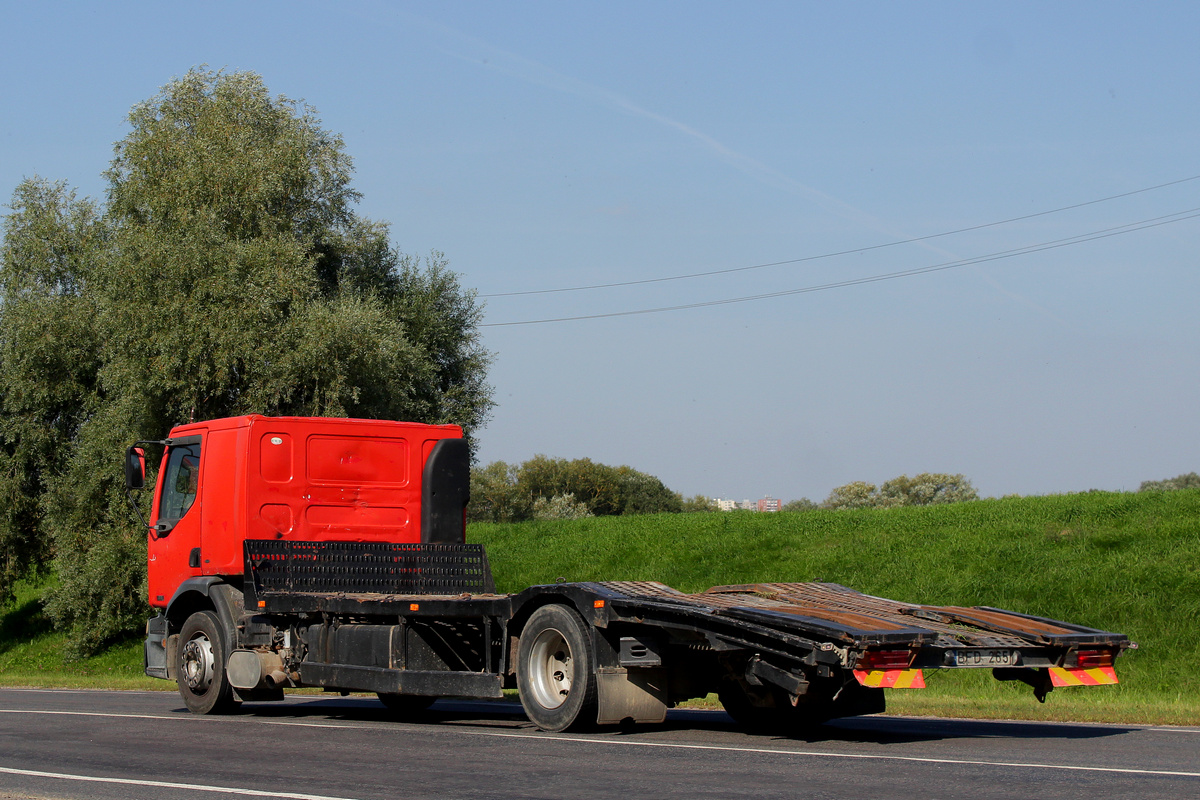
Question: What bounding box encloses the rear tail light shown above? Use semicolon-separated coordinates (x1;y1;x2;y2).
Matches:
858;649;914;670
1074;649;1114;669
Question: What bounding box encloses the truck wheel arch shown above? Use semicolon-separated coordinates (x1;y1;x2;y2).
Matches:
165;577;243;649
506;596;586;683
508;594;601;656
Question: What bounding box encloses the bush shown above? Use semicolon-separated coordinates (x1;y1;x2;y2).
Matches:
880;473;979;506
1139;472;1200;492
531;493;593;520
467;455;682;522
681;495;719;513
467;461;529;523
823;481;889;510
823;473;978;510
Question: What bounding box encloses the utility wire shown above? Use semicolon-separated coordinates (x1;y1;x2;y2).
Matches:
482;173;1200;298
481;207;1200;327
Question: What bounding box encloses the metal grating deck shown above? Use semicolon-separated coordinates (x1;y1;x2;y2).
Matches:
596;580;1101;648
246;540;495;597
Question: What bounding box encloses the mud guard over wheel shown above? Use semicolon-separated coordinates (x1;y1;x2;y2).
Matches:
177;610;239;714
517;604;598;732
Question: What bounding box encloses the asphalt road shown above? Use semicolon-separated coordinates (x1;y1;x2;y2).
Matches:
0;688;1197;800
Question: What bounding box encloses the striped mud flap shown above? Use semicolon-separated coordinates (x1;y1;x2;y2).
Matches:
852;669;926;689
1049;666;1119;687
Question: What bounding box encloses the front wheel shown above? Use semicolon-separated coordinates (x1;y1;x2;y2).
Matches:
177;610;239;714
517;604;597;732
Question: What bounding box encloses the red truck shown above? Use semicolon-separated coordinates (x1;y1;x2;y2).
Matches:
127;415;1132;732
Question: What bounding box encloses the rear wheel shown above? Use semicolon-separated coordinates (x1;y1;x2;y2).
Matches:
177;610;239;714
517;604;597;732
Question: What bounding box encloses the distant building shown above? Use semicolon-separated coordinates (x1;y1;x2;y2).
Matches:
713;496;781;512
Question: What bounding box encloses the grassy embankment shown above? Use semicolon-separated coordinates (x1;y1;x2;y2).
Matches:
2;489;1197;724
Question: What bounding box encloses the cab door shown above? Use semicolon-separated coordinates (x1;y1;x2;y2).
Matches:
147;435;204;607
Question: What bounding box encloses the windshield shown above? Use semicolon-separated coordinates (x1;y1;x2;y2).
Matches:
158;441;201;527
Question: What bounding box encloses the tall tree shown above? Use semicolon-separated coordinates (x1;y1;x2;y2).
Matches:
0;179;106;597
0;68;493;654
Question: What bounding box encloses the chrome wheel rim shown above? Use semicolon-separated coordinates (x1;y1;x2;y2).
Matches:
181;634;215;693
527;627;572;709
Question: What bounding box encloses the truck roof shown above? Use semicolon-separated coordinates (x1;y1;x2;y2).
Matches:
166;414;464;438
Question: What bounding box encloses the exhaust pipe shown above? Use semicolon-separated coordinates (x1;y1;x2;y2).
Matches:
227;650;290;691
263;669;289;689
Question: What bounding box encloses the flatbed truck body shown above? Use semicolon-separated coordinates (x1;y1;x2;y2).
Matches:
128;416;1132;732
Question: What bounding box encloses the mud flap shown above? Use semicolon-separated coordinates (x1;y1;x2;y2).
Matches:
852;668;925;689
596;667;668;725
1049;666;1119;686
143;614;169;680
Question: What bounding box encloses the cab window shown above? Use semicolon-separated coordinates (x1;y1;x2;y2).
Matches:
158;442;201;527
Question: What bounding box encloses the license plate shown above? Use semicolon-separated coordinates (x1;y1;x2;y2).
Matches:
949;649;1020;667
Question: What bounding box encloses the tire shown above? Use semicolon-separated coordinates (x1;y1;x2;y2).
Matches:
517;604;598;732
176;610;239;714
377;693;436;717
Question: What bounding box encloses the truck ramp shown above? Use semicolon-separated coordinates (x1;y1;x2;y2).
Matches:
597;580;1130;651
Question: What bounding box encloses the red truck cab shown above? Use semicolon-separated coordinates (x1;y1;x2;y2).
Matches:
131;415;469;609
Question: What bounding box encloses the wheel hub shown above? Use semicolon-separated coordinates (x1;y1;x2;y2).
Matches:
528;628;572;709
181;634;215;692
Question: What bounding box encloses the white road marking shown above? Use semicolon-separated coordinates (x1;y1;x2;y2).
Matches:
458;729;1200;778
3;707;1199;780
0;766;363;800
0;709;177;722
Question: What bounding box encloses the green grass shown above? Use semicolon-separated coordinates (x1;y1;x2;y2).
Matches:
3;489;1198;722
0;579;164;689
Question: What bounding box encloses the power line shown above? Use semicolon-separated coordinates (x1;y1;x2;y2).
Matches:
481;173;1200;298
480;207;1200;327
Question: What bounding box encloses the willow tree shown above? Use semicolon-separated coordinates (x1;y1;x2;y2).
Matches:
0;68;492;653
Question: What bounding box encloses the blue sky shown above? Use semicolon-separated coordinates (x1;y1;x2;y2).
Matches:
3;2;1198;501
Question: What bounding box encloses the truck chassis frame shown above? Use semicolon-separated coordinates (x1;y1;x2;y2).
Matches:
144;540;1132;732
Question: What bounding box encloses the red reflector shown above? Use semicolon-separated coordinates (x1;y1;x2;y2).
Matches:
859;649;913;671
1075;649;1114;669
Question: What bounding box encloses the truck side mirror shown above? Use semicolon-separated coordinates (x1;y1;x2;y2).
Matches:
125;446;146;490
